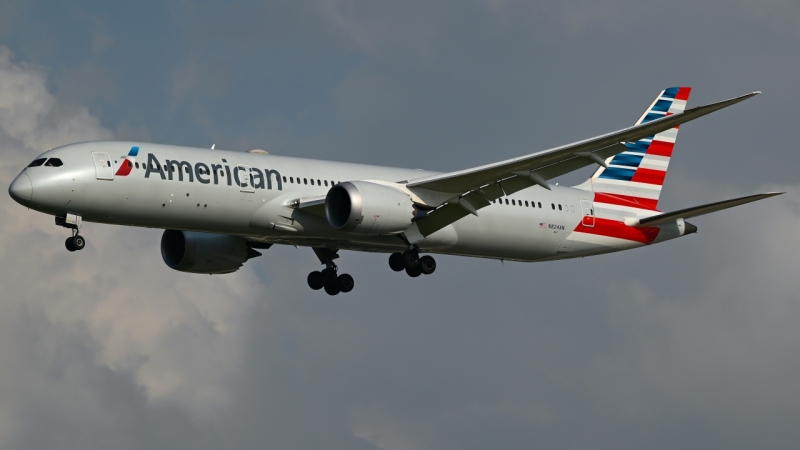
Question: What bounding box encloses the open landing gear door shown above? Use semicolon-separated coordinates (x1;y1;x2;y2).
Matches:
92;152;114;180
581;199;595;227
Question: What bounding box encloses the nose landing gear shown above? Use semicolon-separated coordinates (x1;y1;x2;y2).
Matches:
308;248;355;296
57;215;86;252
65;232;86;252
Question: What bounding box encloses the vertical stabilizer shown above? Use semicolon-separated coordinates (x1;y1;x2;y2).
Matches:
588;87;691;210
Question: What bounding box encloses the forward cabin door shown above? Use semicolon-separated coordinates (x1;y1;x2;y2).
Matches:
237;164;255;193
580;199;595;227
92;152;114;180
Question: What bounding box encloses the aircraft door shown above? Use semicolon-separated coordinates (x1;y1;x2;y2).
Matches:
236;165;255;193
92;152;114;180
580;199;595;227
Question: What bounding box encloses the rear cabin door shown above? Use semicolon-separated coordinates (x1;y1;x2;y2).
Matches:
580;199;595;227
92;152;114;180
237;164;255;193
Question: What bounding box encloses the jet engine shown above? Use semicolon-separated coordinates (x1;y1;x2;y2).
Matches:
160;230;263;274
325;181;415;234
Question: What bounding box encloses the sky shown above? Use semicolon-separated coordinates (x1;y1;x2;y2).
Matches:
1;1;799;449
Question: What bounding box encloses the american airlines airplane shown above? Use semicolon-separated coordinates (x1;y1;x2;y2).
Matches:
8;87;781;295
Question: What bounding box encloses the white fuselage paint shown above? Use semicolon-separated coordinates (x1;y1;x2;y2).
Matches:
11;141;685;262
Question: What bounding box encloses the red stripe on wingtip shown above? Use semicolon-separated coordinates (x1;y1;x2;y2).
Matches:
631;168;666;185
675;87;692;101
647;140;674;157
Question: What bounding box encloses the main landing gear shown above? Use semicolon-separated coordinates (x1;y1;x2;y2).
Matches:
56;214;86;252
389;249;436;277
307;247;354;296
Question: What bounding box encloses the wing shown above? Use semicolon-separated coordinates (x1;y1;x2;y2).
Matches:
406;91;760;237
635;192;783;227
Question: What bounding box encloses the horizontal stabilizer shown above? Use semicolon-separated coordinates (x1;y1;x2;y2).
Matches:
636;192;783;226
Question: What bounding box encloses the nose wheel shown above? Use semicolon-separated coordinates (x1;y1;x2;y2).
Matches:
65;234;86;252
58;215;86;252
389;250;436;277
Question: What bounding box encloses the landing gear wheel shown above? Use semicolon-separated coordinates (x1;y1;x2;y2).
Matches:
403;250;420;269
389;252;405;272
419;255;436;275
324;283;341;296
307;271;324;290
321;268;338;288
337;273;354;293
405;265;422;277
72;235;86;251
65;237;76;252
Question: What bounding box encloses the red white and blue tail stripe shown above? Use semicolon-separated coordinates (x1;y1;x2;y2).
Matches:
590;87;691;212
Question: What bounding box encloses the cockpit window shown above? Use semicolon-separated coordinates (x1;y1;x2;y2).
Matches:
27;158;46;167
44;158;63;167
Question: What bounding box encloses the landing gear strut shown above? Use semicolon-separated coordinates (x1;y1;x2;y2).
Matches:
308;247;355;295
57;215;86;252
389;250;436;277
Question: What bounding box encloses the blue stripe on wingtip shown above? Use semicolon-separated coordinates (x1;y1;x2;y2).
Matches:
641;112;665;123
624;141;651;153
610;153;644;168
129;146;139;157
599;167;635;181
662;87;680;98
651;99;672;112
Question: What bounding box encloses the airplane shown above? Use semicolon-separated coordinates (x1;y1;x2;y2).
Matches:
7;87;782;295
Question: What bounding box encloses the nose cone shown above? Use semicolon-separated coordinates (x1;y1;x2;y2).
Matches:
9;172;32;203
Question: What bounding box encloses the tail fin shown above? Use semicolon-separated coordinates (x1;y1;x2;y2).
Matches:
589;87;692;210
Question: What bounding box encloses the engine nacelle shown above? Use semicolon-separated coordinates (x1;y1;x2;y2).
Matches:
325;181;415;234
160;230;262;274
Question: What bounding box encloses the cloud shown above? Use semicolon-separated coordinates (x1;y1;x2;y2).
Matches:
0;47;263;447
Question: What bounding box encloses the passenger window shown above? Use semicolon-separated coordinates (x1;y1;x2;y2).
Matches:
551;203;555;210
27;158;47;167
135;162;140;169
504;199;509;205
283;176;287;182
310;179;315;185
525;201;529;207
512;199;515;205
324;180;328;186
571;205;575;212
290;177;294;183
304;178;308;185
538;202;542;208
558;204;562;211
317;179;321;185
45;158;63;167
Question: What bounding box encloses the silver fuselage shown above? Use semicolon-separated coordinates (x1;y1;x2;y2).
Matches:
9;141;683;262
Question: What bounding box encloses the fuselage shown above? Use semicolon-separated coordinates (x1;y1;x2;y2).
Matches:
8;141;689;262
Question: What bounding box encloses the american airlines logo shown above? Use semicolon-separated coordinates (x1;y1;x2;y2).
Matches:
143;153;282;190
